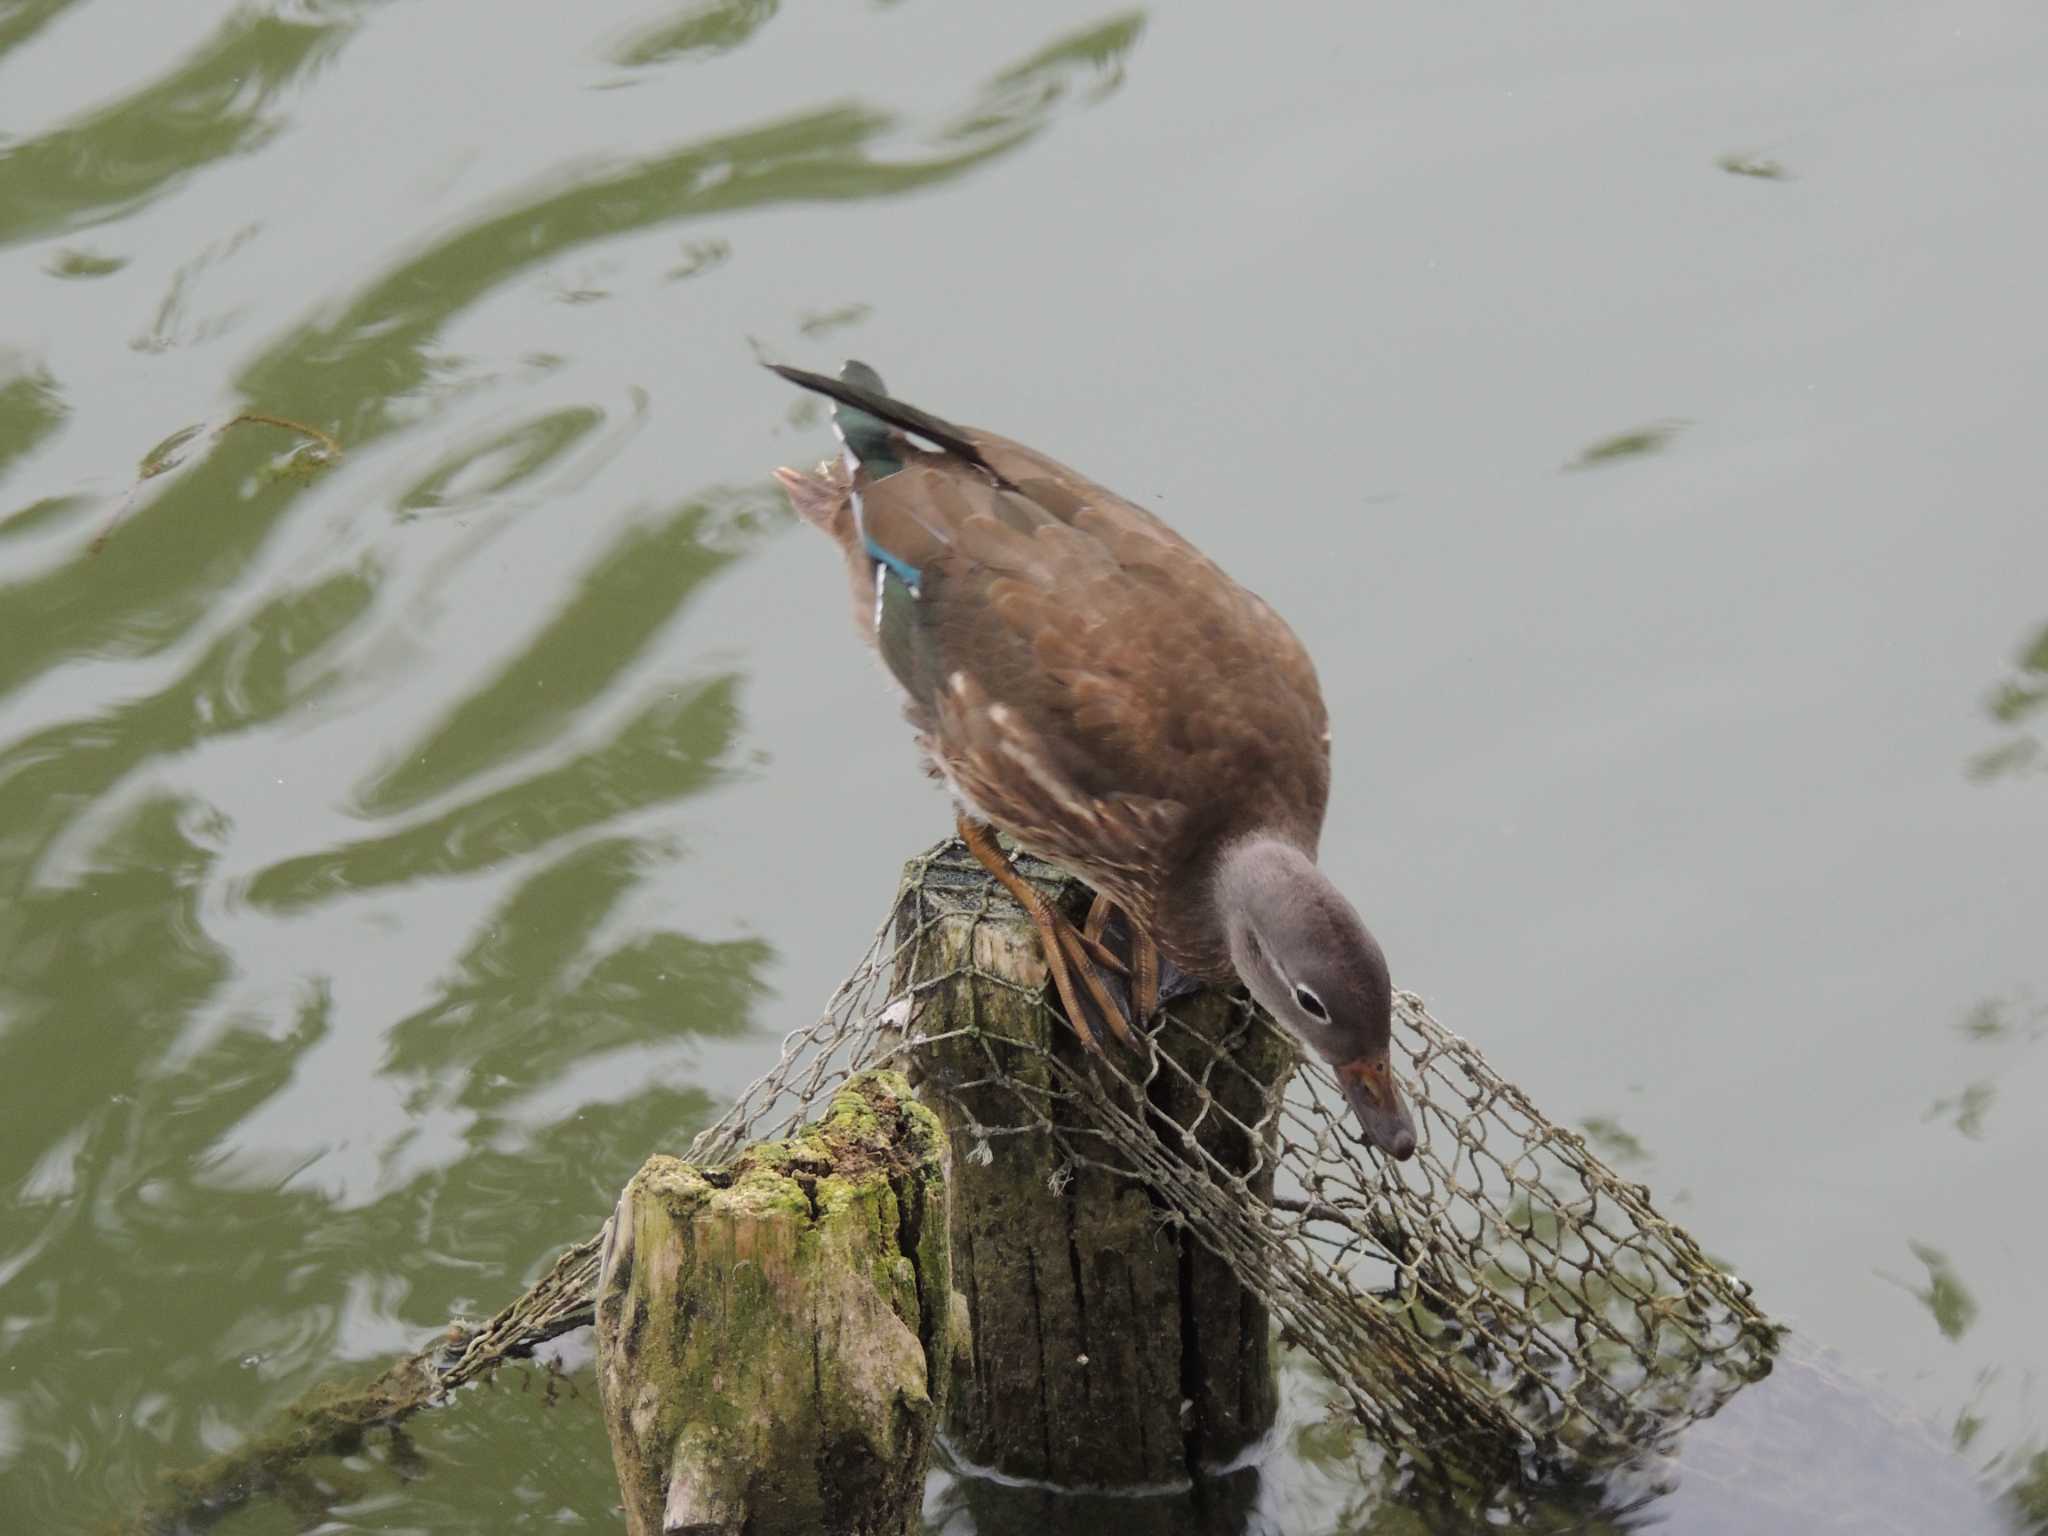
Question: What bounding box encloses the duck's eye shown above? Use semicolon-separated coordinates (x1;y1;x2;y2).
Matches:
1293;985;1329;1021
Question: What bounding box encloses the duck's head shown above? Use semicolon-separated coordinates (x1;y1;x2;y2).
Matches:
1216;838;1418;1161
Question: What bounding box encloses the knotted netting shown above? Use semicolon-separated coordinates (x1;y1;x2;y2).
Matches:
689;839;1779;1488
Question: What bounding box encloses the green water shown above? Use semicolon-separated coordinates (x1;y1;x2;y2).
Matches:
3;3;2046;1531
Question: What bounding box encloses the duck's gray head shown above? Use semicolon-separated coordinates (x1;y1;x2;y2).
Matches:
1215;839;1417;1161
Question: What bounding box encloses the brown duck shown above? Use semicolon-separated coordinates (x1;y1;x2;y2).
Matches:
770;361;1417;1160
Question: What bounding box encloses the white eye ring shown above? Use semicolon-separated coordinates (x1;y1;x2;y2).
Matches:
1293;985;1329;1021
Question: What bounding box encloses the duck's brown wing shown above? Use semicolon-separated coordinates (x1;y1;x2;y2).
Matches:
889;448;1331;880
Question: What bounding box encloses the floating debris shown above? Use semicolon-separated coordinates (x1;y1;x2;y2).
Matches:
1565;419;1688;471
46;248;129;279
91;412;342;554
1717;152;1791;181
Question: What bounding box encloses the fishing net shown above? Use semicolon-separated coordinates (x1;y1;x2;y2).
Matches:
128;835;1778;1535
690;839;1780;1489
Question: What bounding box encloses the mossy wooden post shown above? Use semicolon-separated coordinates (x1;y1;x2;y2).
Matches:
894;842;1292;1492
593;1072;954;1536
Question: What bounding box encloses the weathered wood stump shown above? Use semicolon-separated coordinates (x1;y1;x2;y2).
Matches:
894;843;1293;1495
593;1072;954;1536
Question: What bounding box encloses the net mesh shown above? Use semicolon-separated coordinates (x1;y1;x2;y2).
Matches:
690;840;1778;1485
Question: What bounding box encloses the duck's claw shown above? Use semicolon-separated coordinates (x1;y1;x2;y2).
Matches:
956;818;1138;1052
1048;909;1139;1050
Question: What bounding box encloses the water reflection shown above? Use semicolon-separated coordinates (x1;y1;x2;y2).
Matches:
244;669;745;909
395;404;615;518
1563;419;1686;471
663;237;732;283
5;9;1147;703
1717;151;1792;180
1925;1080;1997;1139
237;13;1149;442
941;11;1144;138
2008;1455;2048;1531
0;8;357;249
0;562;757;1521
1970;622;2048;783
1883;1241;1980;1343
379;836;765;1113
128;222;261;355
366;486;759;811
0;0;86;62
1605;1336;2021;1536
1960;995;2039;1043
0;8;1154;1527
0;422;350;699
1578;1114;1652;1165
42;245;126;279
0;562;376;873
799;300;875;338
609;0;781;68
1924;993;2044;1141
0;358;66;481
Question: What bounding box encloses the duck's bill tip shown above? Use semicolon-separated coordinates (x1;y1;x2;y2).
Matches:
1377;1121;1419;1161
1336;1055;1419;1161
1360;1112;1417;1161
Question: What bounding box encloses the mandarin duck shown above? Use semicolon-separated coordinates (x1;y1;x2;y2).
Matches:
770;361;1417;1160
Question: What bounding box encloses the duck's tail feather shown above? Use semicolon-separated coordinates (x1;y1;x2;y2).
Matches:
825;360;904;477
765;360;1003;483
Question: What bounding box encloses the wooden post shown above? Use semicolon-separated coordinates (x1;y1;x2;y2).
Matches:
593;1072;955;1536
895;843;1292;1492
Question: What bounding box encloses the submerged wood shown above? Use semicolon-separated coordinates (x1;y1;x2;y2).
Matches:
895;841;1293;1491
121;1237;600;1535
593;1071;954;1536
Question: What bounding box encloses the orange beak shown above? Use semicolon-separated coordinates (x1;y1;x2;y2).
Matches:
1336;1054;1418;1161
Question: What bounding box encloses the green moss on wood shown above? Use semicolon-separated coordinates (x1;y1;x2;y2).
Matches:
594;1071;949;1536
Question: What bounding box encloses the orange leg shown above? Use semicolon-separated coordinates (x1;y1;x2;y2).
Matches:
956;817;1138;1051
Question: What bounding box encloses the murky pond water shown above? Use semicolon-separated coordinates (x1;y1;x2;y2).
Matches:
4;2;2047;1531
